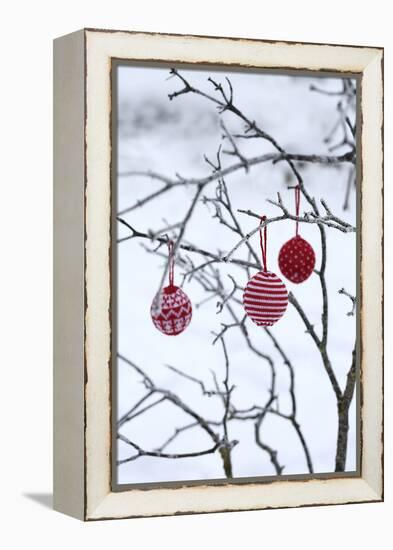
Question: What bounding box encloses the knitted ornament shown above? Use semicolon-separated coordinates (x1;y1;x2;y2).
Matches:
278;186;316;284
243;216;288;326
150;241;192;336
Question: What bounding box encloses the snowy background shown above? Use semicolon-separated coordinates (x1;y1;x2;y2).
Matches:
115;65;357;485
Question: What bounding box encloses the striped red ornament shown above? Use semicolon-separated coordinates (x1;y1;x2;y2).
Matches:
151;241;192;336
279;185;316;284
242;215;288;327
243;270;288;326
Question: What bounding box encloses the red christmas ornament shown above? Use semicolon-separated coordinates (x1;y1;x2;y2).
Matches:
243;216;288;327
278;186;316;284
279;235;315;284
150;241;192;336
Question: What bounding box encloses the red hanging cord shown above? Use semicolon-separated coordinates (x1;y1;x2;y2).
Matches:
259;215;268;272
295;185;301;236
168;240;175;286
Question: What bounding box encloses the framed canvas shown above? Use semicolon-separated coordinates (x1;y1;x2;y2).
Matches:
53;28;383;521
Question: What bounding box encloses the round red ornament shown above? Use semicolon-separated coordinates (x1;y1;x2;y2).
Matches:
243;216;288;327
151;284;192;335
150;241;192;336
278;235;315;284
243;270;288;327
278;186;316;284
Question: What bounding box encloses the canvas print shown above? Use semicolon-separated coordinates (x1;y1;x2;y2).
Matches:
114;64;357;486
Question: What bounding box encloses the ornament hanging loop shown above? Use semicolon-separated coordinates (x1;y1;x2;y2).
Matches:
167;239;175;286
295;185;301;236
259;215;268;272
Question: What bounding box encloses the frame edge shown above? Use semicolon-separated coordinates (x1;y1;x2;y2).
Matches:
53;29;86;521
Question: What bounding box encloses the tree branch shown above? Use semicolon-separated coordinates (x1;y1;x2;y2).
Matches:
118;433;221;464
338;287;356;316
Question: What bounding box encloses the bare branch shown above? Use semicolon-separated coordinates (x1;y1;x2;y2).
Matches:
154;422;200;453
118;149;354;191
335;346;357;471
118;433;221;464
238;190;355;231
264;328;313;473
119;219;260;270
220;119;249;172
338;287;356;316
216;335;236;477
216;274;238;314
118;352;239;477
165;364;226;397
117;392;154;427
288;292;342;401
343;165;355;211
118;395;166;428
255;394;284;475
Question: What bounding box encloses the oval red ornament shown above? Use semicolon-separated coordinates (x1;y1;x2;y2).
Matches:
243;270;288;327
278;235;315;284
151;284;192;336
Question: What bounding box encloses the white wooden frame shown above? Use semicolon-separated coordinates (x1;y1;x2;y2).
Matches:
53;28;383;521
